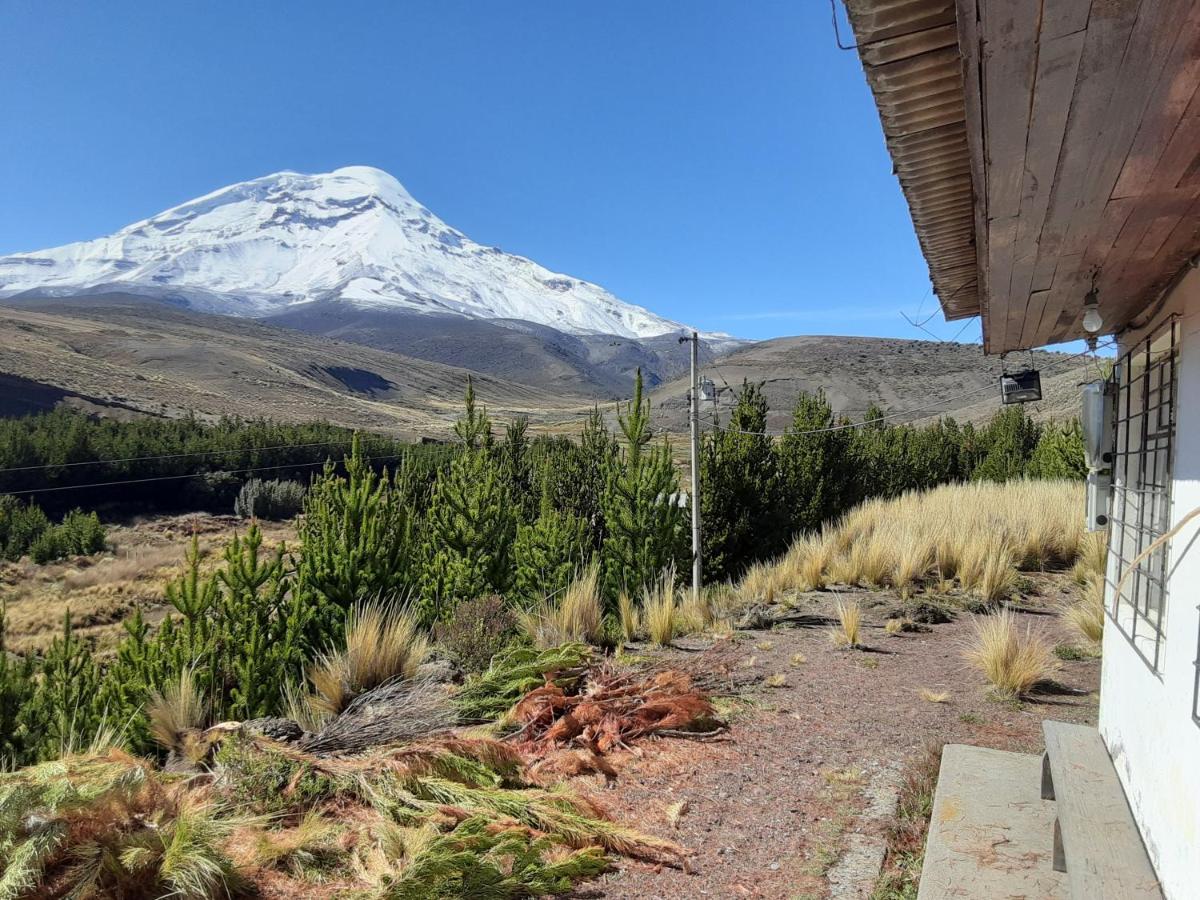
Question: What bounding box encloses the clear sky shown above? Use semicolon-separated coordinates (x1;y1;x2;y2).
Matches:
0;0;981;343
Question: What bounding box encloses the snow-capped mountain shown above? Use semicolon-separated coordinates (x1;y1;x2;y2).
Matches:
0;166;692;340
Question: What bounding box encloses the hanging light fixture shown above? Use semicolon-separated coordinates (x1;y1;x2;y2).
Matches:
1082;287;1104;334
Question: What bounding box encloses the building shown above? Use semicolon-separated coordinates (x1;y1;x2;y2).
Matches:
844;1;1200;897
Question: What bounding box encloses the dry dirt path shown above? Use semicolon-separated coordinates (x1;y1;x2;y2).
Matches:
571;591;1099;899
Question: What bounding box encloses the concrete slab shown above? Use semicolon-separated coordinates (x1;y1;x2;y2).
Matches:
918;744;1066;900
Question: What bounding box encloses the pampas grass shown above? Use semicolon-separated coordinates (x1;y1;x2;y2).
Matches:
746;481;1085;605
1063;578;1105;646
644;566;678;647
829;599;863;649
617;589;640;643
148;665;206;755
517;561;604;649
310;597;430;717
963;609;1058;698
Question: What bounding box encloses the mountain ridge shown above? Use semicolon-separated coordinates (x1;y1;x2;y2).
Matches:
0;166;722;342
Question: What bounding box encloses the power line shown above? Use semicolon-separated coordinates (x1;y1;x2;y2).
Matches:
0;437;367;476
0;452;412;498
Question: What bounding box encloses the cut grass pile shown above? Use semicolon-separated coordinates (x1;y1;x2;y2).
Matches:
740;480;1086;605
0;732;685;900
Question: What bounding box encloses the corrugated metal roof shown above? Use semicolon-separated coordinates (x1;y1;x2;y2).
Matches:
843;0;980;321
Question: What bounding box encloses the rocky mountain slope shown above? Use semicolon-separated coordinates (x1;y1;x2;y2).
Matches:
0;166;702;341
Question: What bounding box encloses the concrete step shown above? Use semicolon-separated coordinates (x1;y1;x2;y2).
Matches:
1041;721;1163;900
918;744;1065;900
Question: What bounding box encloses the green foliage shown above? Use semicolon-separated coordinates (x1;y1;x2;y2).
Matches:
383;817;608;899
1027;420;1087;479
214;736;339;816
600;370;686;602
776;390;849;534
434;595;517;675
297;436;417;612
105;524;323;752
28;508;106;564
423;380;518;619
0;496;50;562
21;612;107;759
234;477;307;519
454;643;591;722
972;406;1041;482
0;604;37;766
701;381;786;581
511;497;587;608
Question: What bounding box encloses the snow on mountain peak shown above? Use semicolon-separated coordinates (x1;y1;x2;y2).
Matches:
0;167;693;339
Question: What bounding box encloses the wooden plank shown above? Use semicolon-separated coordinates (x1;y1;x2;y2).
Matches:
1012;28;1089;349
982;0;1042;221
1111;8;1200;198
1042;722;1162;900
1028;0;1143;320
918;744;1065;900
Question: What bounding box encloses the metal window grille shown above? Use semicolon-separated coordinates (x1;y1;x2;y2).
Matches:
1107;320;1178;673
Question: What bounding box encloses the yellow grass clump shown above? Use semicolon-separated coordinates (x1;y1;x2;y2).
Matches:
617;589;640;643
643;566;678;647
517;560;605;650
147;665;206;756
829;599;863;649
963;609;1059;698
310;597;430;716
1063;577;1105;646
742;480;1086;605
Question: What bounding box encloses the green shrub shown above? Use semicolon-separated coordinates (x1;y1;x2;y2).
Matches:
422;379;518;619
28;509;106;563
600;370;686;604
511;504;587;607
434;594;517;675
0;495;51;561
234;477;307;519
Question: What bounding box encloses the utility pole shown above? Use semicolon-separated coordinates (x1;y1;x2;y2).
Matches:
679;330;702;604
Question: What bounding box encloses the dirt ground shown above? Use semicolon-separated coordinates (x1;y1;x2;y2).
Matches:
569;579;1099;899
0;513;295;655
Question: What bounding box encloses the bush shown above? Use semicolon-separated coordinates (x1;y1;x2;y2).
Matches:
434;594;516;674
28;508;107;563
0;495;51;561
234;478;307;519
963;609;1059;698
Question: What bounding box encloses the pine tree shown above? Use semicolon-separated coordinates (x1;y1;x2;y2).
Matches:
701;381;784;582
973;406;1041;482
1027;419;1088;479
297;435;416;610
778;390;849;533
499;416;536;523
423;379;518;619
600;370;685;601
0;601;37;765
512;487;588;606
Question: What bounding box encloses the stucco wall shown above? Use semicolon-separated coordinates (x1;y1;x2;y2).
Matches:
1099;268;1200;899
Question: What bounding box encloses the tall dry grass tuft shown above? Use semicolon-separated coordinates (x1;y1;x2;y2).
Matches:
1072;530;1108;586
963;609;1059;697
829;598;863;649
310;597;430;717
643;566;678;647
745;480;1085;604
1063;577;1105;646
148;665;206;755
617;589;641;643
517;560;604;649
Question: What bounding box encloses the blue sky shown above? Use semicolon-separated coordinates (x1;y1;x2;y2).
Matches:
0;0;980;343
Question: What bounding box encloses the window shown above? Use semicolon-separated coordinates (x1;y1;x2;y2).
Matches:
1107;320;1178;673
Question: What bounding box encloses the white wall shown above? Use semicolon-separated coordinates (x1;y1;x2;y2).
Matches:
1099;268;1200;900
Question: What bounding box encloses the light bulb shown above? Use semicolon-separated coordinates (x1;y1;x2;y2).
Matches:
1083;305;1103;334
